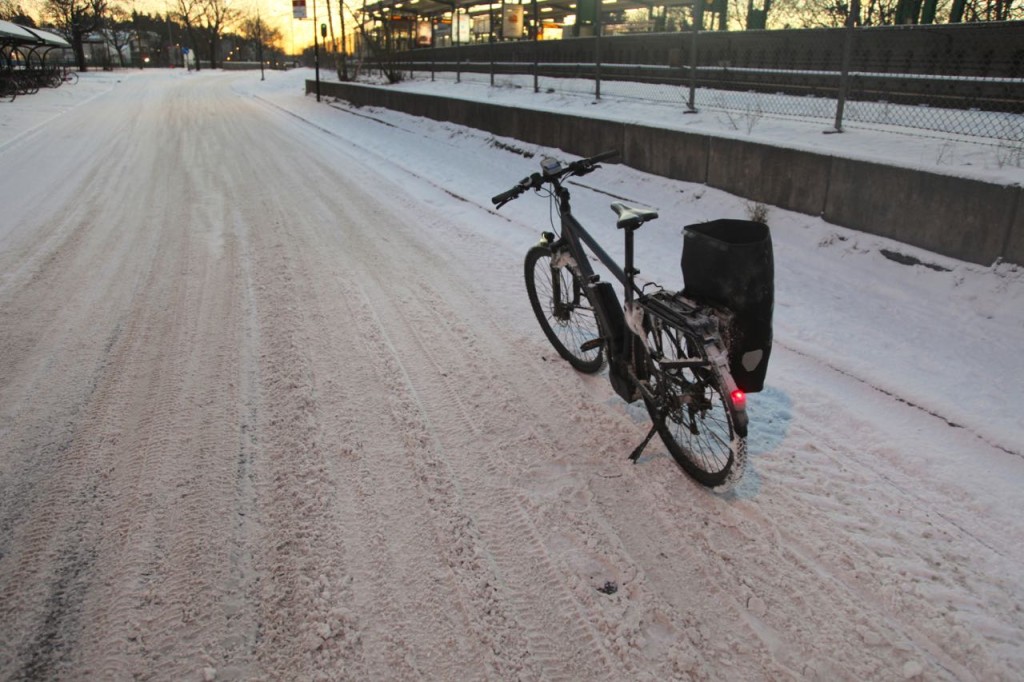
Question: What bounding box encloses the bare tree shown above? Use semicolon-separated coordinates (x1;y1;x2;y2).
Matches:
175;0;237;69
954;0;1023;20
105;2;132;66
44;0;108;70
769;0;1019;25
1;0;37;24
201;0;237;69
768;0;893;26
176;0;204;69
239;11;281;61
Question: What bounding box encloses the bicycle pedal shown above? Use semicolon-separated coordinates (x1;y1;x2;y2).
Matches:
580;338;603;352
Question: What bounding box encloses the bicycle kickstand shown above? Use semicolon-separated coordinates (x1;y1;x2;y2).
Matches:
628;422;660;463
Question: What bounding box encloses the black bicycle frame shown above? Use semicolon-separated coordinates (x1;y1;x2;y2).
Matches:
550;180;645;399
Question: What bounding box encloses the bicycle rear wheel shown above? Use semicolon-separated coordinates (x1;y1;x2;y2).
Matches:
643;317;745;490
524;244;603;374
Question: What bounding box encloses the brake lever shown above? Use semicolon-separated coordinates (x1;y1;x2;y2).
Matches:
571;158;602;175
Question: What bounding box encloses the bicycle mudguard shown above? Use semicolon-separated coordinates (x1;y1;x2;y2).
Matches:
682;220;774;393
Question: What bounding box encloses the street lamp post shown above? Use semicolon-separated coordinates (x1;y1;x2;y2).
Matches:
314;0;322;101
339;0;348;80
257;8;265;81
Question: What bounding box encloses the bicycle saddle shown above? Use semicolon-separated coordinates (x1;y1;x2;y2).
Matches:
611;202;659;230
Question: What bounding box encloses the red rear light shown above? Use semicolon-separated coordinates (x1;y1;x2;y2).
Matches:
730;389;746;410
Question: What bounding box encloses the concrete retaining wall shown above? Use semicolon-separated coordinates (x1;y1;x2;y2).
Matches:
309;79;1023;267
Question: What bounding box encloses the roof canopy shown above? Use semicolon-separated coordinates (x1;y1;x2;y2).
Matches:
0;20;71;48
23;26;72;48
0;19;39;44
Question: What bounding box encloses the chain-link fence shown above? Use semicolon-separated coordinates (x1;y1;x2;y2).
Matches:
387;21;1023;144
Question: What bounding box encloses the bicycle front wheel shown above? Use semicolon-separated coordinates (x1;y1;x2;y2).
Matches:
644;318;745;490
524;244;603;374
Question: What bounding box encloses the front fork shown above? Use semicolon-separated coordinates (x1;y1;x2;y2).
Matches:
541;232;575;321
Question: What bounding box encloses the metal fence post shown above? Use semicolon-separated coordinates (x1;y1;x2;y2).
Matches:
456;7;461;83
687;16;698;113
533;0;539;93
832;3;858;133
594;8;601;99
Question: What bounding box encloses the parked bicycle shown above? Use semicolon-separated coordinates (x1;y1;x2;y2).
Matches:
44;65;78;88
493;151;774;491
0;65;76;102
59;66;78;86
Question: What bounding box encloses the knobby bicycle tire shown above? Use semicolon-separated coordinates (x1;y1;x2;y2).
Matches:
643;317;745;490
524;244;604;374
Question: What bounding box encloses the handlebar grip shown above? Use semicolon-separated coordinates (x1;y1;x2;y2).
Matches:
491;186;521;206
492;173;542;207
588;150;619;164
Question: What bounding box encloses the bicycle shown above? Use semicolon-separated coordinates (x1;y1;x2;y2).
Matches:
0;72;15;102
48;66;78;87
492;151;774;491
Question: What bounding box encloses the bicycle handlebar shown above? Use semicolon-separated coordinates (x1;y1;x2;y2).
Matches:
491;150;619;209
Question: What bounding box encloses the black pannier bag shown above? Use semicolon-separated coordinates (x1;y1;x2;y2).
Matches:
681;219;774;393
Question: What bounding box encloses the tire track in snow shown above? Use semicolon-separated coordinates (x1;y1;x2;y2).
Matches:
1;163;258;679
233;196;368;679
248;225;485;678
347;271;623;680
341;275;541;680
364;269;783;680
1;75;259;679
233;119;527;677
257;139;613;677
243;194;530;677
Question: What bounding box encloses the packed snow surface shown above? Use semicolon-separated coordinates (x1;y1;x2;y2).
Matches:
1;68;1022;680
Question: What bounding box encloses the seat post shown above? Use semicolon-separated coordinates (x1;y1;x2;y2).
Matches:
624;226;637;306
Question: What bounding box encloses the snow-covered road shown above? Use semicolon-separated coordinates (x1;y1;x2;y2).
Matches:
1;69;1022;680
